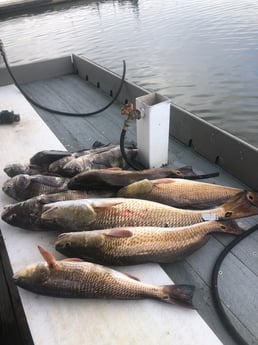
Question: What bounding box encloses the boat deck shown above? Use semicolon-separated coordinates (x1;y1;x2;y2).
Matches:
0;56;257;345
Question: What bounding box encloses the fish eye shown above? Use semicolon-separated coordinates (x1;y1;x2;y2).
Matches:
248;194;254;200
65;242;71;248
220;225;226;230
225;211;232;218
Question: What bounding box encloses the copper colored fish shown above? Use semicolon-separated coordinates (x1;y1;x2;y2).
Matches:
40;191;258;231
55;221;242;265
13;246;195;308
1;190;116;231
118;178;243;209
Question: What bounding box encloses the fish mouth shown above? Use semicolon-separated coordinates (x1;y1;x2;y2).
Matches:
1;205;15;222
55;233;73;250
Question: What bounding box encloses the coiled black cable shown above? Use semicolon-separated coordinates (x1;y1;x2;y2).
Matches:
211;224;258;345
0;40;126;116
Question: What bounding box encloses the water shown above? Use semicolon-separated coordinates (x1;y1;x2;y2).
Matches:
1;0;258;147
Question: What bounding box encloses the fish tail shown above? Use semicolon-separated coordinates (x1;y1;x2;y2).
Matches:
161;284;195;308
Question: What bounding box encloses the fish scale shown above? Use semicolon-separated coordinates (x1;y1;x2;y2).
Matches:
118;178;243;209
41;261;164;298
92;199;210;229
13;252;194;308
55;221;242;265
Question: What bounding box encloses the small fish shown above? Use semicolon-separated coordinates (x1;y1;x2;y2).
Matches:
40;191;258;231
47;147;110;175
30;150;71;166
55;220;242;265
1;190;116;231
68;166;197;190
61;145;138;177
118;178;243;209
2;174;70;201
13;246;195;308
3;163;49;177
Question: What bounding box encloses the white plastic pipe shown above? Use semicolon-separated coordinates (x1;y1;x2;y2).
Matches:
136;93;171;168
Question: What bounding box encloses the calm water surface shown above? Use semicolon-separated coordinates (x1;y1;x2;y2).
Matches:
1;0;258;147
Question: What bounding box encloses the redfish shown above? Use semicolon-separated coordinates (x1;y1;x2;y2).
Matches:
118;178;243;209
1;190;115;231
55;221;242;265
41;191;258;231
13;246;195;308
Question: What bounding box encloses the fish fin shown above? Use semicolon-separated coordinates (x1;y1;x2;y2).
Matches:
17;174;31;188
104;229;133;238
118;180;153;197
90;199;124;209
38;246;57;269
61;258;84;262
161;284;195;308
106;167;122;171
123;273;141;281
202;213;219;221
152;178;175;184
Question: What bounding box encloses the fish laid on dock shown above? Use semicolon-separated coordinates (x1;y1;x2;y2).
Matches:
40;191;258;231
118;178;243;209
47;145;118;175
3;143;134;177
3;163;50;177
68;166;197;189
2;174;70;201
1;190;116;231
55;220;242;265
13;246;195;308
60;145;138;177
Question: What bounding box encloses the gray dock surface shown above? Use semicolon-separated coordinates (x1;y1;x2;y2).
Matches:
20;73;258;345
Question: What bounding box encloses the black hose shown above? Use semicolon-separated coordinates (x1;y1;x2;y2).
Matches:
211;224;258;345
0;41;126;116
120;127;144;170
120;118;220;178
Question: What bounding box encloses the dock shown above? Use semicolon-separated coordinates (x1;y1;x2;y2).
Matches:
0;0;79;15
0;55;257;345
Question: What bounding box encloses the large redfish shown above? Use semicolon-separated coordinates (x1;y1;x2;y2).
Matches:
118;178;243;209
41;191;258;231
55;221;242;265
13;246;195;308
